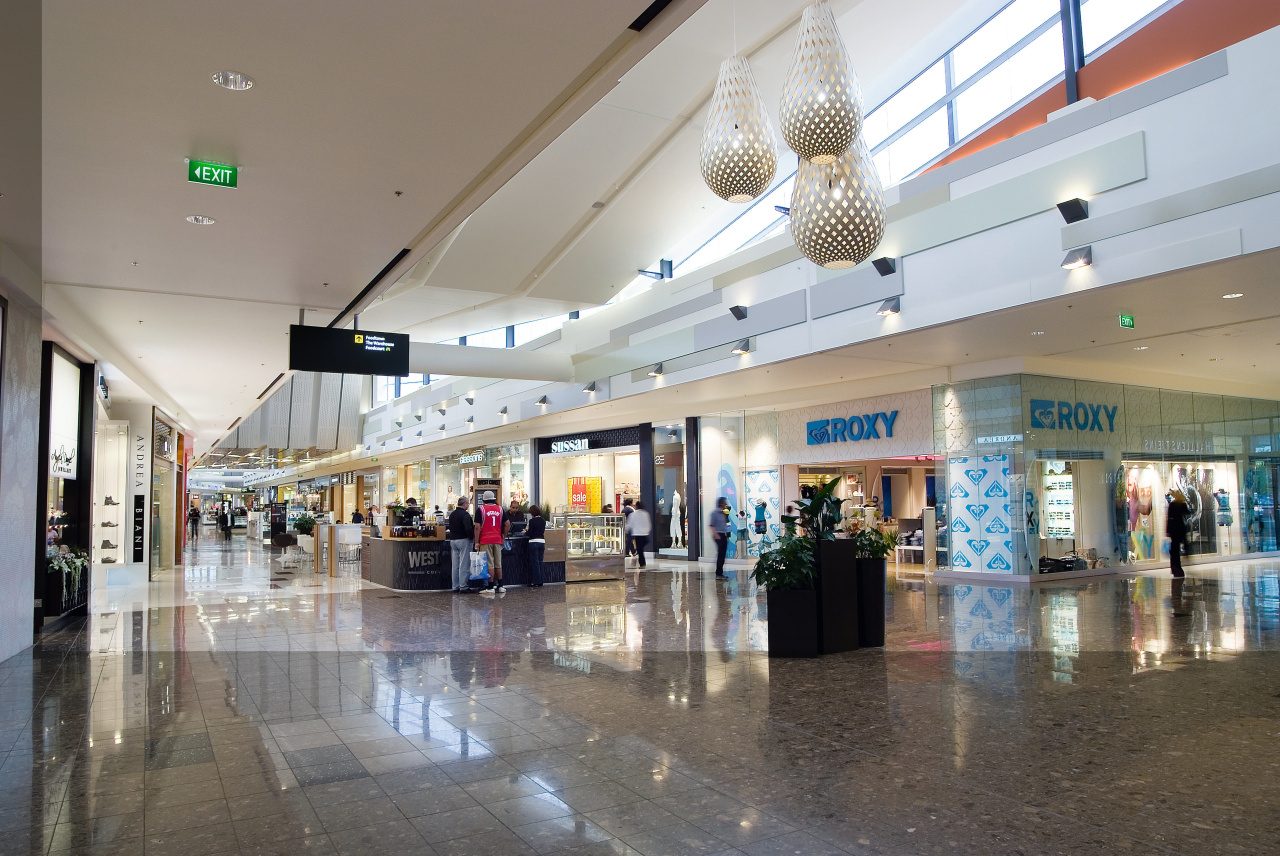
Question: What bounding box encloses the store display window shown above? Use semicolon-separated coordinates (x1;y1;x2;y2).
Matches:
653;424;686;554
699;413;746;560
936;374;1280;574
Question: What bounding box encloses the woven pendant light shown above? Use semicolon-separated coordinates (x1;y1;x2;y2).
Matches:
789;140;885;269
779;0;863;165
700;56;778;203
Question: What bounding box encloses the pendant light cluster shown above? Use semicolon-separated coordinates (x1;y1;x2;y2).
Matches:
699;0;885;271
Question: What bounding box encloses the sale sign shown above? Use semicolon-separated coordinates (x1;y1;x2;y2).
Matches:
568;476;603;513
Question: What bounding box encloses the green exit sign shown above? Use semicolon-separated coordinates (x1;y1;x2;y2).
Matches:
187;159;237;188
1119;314;1135;329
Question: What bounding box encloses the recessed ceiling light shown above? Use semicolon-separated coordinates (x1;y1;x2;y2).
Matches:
1222;293;1244;299
186;214;216;225
211;70;254;91
1031;331;1045;335
1133;346;1148;350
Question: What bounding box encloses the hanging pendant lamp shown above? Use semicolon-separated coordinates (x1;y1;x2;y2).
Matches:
779;0;863;165
789;140;885;269
700;56;778;203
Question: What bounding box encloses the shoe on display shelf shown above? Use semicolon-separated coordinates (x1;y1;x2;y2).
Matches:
101;540;118;550
104;496;119;505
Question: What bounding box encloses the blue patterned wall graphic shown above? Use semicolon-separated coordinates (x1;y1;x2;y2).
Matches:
744;468;781;558
947;456;1015;573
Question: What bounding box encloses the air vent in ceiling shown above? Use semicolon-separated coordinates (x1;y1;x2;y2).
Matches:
629;0;675;31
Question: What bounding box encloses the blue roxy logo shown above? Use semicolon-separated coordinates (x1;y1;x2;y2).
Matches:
807;411;899;445
1029;399;1118;432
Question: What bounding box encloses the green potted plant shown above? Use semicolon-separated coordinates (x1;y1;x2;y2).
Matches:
852;526;896;647
294;513;316;536
385;499;407;526
753;478;857;657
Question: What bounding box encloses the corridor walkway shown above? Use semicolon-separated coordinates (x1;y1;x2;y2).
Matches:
5;537;1279;855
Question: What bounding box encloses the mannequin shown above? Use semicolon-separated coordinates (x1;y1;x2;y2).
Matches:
670;490;683;547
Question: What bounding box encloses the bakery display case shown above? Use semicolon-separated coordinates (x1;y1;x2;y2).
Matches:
551;513;626;582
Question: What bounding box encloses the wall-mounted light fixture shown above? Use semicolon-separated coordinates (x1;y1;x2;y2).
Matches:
414;414;423;422
774;205;791;216
394;420;403;428
465;416;474;424
648;363;664;377
464;396;474;405
876;296;901;316
437;407;447;415
871;257;897;276
438;424;446;432
583;381;597;393
536;395;548;405
498;406;508;415
1061;246;1092;269
729;305;748;320
1056;198;1089;223
731;339;750;355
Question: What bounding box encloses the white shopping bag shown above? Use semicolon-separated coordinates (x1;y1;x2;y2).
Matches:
468;551;489;582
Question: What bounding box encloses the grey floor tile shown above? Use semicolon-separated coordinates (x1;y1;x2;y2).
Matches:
586;801;684;838
327;818;433;856
460;773;549;803
143;798;233;835
739;832;851;856
144;745;217;771
317;795;406;833
385;778;479;818
303;777;388;808
486;792;576;827
556;782;647;813
409;804;505;843
293;758;370;787
232;809;324;844
141;819;239;856
620;821;730;856
429;828;538;856
512;814;615;854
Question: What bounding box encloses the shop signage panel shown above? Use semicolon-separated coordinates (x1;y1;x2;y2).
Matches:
807;411;898;446
132;495;145;563
1028;399;1117;432
48;353;81;479
568;476;602;513
288;325;410;376
459;447;486;465
551;437;589;454
187;159;238;188
778;390;932;464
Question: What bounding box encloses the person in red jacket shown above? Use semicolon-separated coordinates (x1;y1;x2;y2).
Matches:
475;491;508;593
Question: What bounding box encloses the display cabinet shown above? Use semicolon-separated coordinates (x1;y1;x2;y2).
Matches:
551;513;626;582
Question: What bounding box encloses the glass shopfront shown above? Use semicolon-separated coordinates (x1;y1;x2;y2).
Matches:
433;443;529;510
536;429;642;515
935;374;1280;575
653;423;687;555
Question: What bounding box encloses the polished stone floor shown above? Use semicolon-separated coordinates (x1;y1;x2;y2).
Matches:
6;536;1280;855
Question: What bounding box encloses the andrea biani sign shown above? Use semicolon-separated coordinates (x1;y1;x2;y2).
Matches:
807;411;899;446
132;495;146;563
288;325;410;376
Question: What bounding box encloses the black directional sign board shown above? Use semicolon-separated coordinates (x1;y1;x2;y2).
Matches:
289;325;410;376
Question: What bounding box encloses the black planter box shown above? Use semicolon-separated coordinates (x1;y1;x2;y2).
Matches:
818;539;860;654
855;557;887;648
766;588;820;657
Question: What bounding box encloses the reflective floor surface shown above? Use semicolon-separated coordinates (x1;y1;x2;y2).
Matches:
5;535;1280;855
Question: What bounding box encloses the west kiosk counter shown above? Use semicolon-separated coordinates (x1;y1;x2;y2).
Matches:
361;522;576;590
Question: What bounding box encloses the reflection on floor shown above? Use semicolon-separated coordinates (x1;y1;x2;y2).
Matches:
5;534;1279;854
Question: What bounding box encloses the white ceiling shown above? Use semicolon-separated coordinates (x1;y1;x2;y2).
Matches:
358;0;1001;339
41;0;704;453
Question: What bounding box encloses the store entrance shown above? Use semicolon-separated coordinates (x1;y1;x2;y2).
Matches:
797;458;940;567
